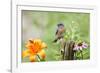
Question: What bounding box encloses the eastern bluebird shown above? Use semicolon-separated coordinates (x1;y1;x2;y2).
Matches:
53;23;65;43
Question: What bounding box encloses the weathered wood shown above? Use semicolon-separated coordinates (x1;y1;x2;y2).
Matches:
62;40;75;60
69;41;75;60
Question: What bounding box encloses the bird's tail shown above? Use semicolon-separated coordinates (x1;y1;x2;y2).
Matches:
53;36;64;43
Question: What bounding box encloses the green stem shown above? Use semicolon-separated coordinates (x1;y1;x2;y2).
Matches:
37;55;41;62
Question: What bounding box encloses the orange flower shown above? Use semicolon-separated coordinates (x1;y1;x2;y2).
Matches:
22;39;47;62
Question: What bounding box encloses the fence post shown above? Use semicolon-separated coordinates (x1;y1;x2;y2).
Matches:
62;40;75;60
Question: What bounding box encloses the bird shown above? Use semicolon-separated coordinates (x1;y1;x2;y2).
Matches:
53;23;65;43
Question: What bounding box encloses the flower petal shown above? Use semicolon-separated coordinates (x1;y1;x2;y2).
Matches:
82;42;88;48
33;39;42;44
22;49;30;58
38;49;46;59
29;55;36;62
41;42;47;49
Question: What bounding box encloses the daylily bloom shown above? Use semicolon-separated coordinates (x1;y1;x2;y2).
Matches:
22;39;47;62
73;42;88;51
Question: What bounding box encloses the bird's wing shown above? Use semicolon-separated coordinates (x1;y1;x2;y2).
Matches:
55;29;58;35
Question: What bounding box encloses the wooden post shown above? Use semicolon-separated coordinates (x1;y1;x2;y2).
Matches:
62;40;75;60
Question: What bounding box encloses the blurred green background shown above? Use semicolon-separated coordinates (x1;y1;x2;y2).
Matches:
22;10;90;62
